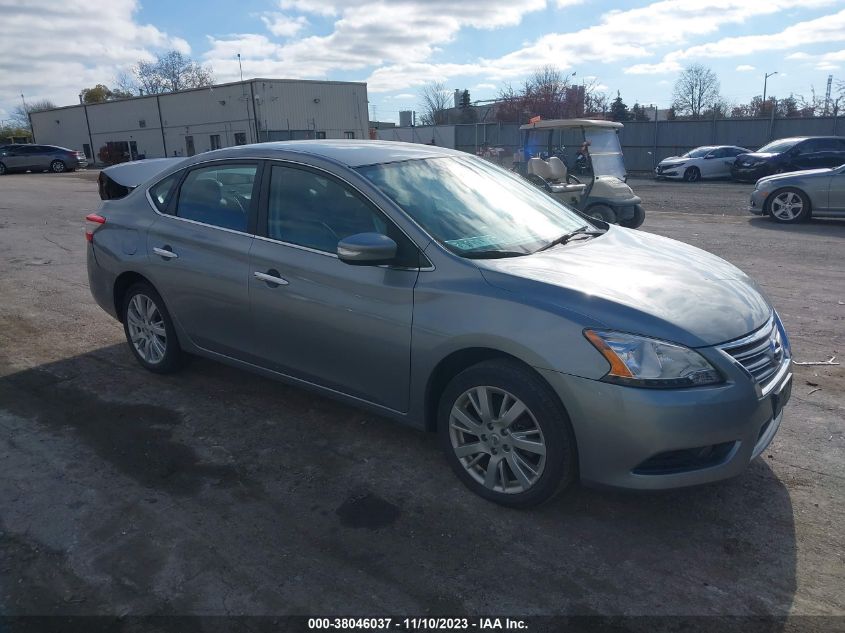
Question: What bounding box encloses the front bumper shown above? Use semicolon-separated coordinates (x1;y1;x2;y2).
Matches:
654;166;684;179
538;353;791;490
748;189;769;215
731;164;769;182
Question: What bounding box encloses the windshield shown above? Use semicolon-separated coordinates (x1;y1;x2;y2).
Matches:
682;147;715;158
757;139;799;154
358;156;588;257
584;128;626;180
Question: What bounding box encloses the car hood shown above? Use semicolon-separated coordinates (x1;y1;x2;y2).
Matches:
736;152;777;162
475;227;771;348
757;168;832;186
658;157;688;166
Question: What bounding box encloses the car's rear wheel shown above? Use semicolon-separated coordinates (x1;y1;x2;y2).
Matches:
683;166;701;182
122;283;184;373
50;159;66;173
438;360;577;507
585;204;617;224
0;162;6;176
768;187;810;223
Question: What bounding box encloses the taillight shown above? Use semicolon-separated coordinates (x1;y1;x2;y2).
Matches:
85;213;105;242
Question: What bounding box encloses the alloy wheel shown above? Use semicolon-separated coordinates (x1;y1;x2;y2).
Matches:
50;160;66;173
770;191;804;221
448;386;547;494
126;293;168;364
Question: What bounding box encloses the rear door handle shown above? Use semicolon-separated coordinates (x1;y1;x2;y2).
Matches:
153;246;178;259
254;270;289;286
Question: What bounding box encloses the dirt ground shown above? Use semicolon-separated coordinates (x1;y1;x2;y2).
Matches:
0;170;843;621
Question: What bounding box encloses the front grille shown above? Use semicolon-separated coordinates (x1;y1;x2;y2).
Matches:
719;317;785;387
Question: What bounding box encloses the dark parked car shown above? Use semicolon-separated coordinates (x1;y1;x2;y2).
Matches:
731;136;845;182
0;144;87;175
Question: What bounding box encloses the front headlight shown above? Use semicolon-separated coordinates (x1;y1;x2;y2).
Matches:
584;330;723;388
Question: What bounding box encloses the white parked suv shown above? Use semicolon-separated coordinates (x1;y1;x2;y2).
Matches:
656;146;750;182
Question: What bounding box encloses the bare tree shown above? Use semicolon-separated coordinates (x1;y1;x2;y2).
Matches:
494;66;604;122
671;64;722;119
418;82;451;125
132;50;214;95
10;99;57;130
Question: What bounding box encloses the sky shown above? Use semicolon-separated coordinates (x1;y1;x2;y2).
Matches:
1;0;844;124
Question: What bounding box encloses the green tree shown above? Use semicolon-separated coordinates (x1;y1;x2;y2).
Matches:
609;91;631;121
80;84;134;103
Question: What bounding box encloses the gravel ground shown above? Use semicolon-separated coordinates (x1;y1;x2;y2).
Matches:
0;170;843;621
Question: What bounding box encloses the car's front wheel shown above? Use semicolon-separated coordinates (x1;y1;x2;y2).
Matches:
0;162;6;176
683;166;701;182
768;187;810;223
50;159;66;173
438;360;577;507
585;204;617;224
122;283;184;373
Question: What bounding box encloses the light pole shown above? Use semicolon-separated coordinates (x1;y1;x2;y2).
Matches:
762;71;778;106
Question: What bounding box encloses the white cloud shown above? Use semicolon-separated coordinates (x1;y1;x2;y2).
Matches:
735;64;755;71
473;83;498;91
626;7;845;74
387;93;416;99
0;0;189;111
788;48;845;70
261;12;308;38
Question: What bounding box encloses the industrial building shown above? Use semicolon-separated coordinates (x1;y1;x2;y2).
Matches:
30;78;369;164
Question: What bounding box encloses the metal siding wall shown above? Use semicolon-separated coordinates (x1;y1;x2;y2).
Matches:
256;80;368;139
30;107;90;152
86;97;165;159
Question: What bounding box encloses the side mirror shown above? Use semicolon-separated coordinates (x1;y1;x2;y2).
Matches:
337;232;397;266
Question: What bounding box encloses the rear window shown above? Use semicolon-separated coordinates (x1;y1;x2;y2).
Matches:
149;172;181;212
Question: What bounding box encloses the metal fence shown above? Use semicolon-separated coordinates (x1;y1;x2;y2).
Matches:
376;116;844;172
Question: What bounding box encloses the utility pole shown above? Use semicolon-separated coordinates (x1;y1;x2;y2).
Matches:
824;74;833;116
762;71;778;109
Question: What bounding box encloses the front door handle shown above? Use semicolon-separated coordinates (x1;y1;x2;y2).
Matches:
254;270;289;286
153;246;178;259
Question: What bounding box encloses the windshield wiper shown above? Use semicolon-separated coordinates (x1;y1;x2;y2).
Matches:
535;225;604;253
461;249;528;259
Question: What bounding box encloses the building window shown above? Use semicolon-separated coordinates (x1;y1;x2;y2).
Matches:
210;134;221;150
344;131;355;139
316;131;326;139
234;132;247;146
139;119;147;128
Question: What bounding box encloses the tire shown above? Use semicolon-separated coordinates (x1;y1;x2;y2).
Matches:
767;187;810;224
50;159;66;173
683;166;701;182
122;282;184;374
437;359;578;508
0;162;6;176
622;204;645;229
585;204;618;224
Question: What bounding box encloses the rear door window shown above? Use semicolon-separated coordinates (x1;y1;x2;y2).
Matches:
174;163;259;233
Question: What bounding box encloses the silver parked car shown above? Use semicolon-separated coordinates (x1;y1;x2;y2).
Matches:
0;144;87;175
86;141;792;507
655;145;750;181
749;163;845;223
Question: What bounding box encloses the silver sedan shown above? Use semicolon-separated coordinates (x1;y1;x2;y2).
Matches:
86;141;792;507
749;164;845;223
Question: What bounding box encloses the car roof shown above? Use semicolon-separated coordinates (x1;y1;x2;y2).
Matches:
184;140;466;168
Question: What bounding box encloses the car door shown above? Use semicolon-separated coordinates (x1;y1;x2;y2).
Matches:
828;168;845;212
145;160;262;358
248;162;420;412
790;140;818;170
701;148;726;178
2;146;30;170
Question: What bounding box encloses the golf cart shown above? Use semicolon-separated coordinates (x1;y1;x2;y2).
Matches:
516;119;645;228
